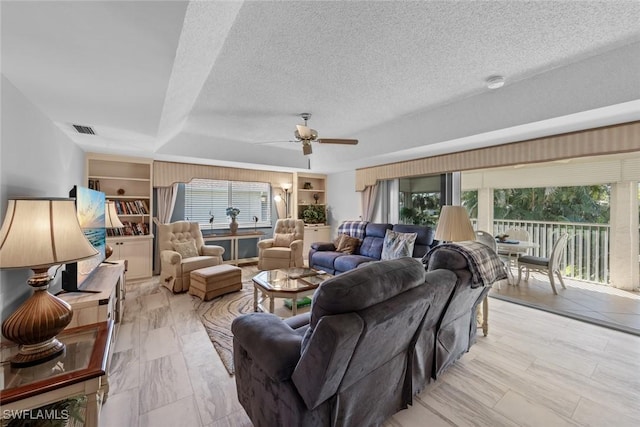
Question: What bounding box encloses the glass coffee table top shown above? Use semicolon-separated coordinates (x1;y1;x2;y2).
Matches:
252;268;331;292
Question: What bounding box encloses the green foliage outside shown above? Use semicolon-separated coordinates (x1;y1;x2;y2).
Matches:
399;192;440;226
462;185;611;223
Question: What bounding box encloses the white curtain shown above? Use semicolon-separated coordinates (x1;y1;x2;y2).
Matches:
157;183;178;224
361;183;379;222
154;183;178;275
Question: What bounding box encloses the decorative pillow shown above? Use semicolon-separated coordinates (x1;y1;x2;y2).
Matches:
173;240;199;259
274;233;295;247
336;235;361;255
381;229;417;260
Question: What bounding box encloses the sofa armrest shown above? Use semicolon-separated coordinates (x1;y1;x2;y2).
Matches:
311;241;336;251
284;312;311;331
231;313;302;381
161;250;181;265
201;245;224;257
257;238;275;249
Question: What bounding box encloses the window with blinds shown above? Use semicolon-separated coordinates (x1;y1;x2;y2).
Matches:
185;179;271;229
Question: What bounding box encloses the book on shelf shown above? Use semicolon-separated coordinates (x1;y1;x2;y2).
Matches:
88;179;100;191
106;221;149;236
113;199;149;215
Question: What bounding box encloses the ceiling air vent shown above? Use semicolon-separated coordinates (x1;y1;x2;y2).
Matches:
72;124;95;135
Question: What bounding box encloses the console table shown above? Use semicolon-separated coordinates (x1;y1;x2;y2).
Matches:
58;261;126;329
0;321;113;427
204;231;264;265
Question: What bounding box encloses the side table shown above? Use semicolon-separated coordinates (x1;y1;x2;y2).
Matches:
1;321;113;427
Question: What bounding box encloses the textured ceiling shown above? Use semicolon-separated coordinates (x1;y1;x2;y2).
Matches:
2;1;640;173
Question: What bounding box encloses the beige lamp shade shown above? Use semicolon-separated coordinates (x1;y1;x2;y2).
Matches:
0;198;100;366
0;198;99;269
434;205;476;242
105;201;125;228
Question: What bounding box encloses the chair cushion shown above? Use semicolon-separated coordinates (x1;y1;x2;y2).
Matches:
274;233;295;247
181;256;219;273
334;254;378;272
518;255;549;266
310;251;343;270
262;247;293;259
174;240;199;259
381;229;417;260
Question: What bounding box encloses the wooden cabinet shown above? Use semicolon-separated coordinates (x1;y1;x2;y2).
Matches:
107;236;153;280
86;153;153;238
303;225;331;259
295;173;327;225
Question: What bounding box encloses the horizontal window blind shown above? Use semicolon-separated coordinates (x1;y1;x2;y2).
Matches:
185;179;271;229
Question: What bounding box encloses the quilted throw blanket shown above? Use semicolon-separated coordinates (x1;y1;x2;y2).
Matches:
423;241;508;288
338;220;368;239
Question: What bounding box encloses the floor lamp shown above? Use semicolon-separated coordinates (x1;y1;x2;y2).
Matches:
0;198;99;367
434;205;476;243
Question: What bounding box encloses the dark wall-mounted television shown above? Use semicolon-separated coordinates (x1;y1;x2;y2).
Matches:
62;185;106;292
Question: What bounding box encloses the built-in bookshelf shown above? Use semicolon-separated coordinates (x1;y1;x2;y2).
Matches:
86;153;153;236
86;153;154;279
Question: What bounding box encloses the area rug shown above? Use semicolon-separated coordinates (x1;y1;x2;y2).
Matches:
196;279;254;375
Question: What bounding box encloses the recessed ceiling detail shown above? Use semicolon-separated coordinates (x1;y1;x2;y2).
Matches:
2;1;639;172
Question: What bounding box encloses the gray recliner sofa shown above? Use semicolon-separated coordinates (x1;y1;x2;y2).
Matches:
232;258;458;427
309;221;436;274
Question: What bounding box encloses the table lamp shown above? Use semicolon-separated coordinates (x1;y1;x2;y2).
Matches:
434;205;476;242
104;200;124;259
0;198;99;367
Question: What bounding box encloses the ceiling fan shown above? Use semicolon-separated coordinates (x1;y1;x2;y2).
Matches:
293;113;358;155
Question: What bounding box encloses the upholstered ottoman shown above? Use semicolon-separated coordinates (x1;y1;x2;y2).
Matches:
189;264;242;301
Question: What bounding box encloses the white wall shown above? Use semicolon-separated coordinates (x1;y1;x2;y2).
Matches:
1;75;85;321
326;170;360;238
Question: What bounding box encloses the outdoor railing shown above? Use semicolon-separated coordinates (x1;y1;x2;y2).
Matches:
471;219;610;284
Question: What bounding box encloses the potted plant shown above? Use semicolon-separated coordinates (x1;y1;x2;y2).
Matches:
300;205;326;224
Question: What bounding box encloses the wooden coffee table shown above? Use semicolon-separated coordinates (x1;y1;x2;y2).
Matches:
252;268;331;316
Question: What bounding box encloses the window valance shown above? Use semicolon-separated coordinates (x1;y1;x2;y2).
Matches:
355;121;640;191
153;160;293;188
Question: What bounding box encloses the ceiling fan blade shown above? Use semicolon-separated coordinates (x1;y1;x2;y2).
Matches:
317;138;359;145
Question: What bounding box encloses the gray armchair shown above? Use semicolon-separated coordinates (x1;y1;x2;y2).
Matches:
157;221;224;292
232;258;458;427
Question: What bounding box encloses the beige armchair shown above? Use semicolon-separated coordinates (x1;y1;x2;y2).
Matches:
257;219;304;270
158;221;225;293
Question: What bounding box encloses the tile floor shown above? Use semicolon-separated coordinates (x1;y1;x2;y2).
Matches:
490;271;640;335
100;268;640;426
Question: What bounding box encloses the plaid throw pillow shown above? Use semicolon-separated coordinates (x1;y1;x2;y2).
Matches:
337;221;368;240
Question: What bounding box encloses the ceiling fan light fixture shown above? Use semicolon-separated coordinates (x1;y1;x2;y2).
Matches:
302;141;312;155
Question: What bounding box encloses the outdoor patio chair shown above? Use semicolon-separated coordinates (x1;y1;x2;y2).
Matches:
517;233;570;295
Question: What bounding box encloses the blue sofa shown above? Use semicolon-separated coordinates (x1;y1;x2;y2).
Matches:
308;222;436;274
